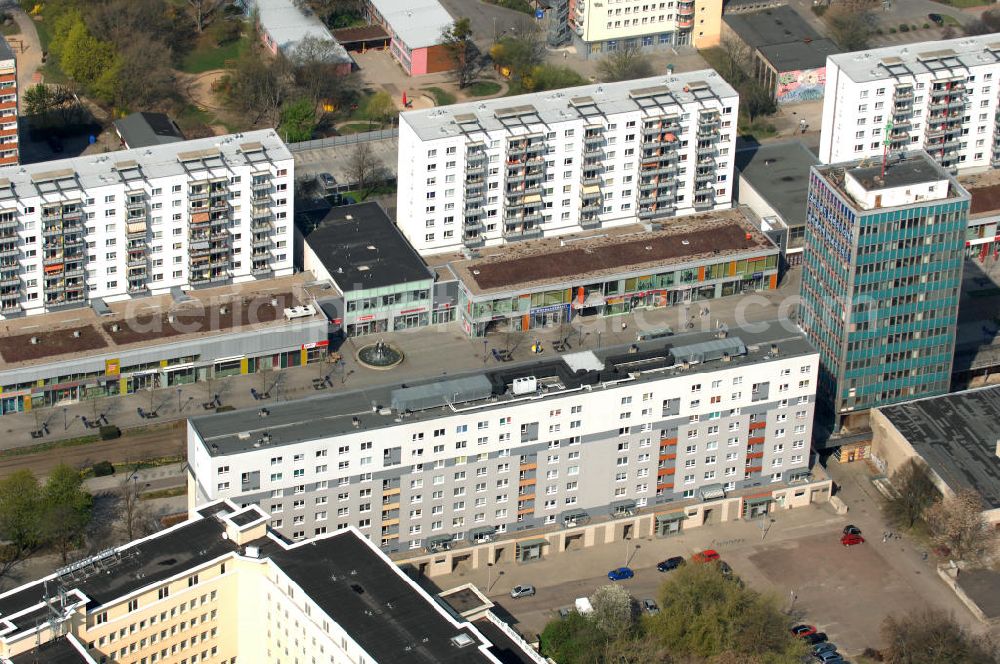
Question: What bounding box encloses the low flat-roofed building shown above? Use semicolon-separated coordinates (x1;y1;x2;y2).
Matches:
958;169;1000;261
365;0;454;75
722;5;837;104
112;112;185;149
0;274;329;417
240;0;353;73
736;141;820;264
871;385;1000;524
435;206;779;337
302;202;450;337
0;500;542;664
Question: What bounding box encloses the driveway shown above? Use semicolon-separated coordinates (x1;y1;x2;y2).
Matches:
438;0;536;50
9;6;43;109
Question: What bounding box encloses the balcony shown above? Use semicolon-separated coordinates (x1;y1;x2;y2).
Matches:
0;245;19;259
463;235;485;248
504;227;543;242
580;216;601;230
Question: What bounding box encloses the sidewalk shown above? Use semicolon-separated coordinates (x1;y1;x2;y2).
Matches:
3;268;803;450
84;462;186;494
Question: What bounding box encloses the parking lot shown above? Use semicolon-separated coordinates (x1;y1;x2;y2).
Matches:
425;462;986;658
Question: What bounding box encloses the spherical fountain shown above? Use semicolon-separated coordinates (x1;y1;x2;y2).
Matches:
356;339;404;370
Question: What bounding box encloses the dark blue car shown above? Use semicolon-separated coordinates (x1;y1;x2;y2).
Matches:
608;567;634;581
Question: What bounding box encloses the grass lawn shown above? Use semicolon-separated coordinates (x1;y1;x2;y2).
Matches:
33;15;52;50
942;13;963;26
423;86;457;106
1;21;19;36
931;0;989;6
467;80;502;97
180;32;249;74
738;118;777;141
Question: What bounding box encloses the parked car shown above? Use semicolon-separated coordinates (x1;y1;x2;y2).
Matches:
718;561;733;577
510;585;535;598
692;549;721;563
791;624;817;638
607;567;635;581
804;632;828;645
841;533;865;546
928;12;944;26
842;524;862;536
657;556;686;572
318;172;337;190
812;643;837;655
642;599;660;615
813;651;843;663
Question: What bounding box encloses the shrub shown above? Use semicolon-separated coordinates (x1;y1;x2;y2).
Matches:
812;5;828;17
216;405;236;412
99;425;121;440
899;24;909;32
92;461;115;477
876;28;884;35
889;27;897;33
923;23;930;29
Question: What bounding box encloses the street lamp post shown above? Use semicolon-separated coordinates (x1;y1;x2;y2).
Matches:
63;406;68;431
177;387;182;412
483;339;488;366
487;562;493;594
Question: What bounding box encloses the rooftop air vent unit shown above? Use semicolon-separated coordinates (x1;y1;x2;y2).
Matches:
512;376;538;395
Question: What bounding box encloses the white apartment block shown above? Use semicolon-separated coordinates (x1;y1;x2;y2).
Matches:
0;130;294;319
397;72;739;256
820;35;1000;174
188;324;819;554
570;0;722;54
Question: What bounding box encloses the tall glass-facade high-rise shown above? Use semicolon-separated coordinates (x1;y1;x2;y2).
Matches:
800;150;969;427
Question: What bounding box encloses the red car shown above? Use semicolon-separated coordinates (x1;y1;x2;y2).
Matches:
841;533;865;547
791;624;817;638
692;549;721;563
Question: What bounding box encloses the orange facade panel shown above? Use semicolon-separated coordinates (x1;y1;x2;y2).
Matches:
748;436;765;445
747;451;764;460
749;420;766;431
657;467;675;477
746;465;763;474
656;482;674;491
659;452;676;461
519;463;537;471
518;478;536;488
660;437;678;446
0;101;15;111
0;75;14;83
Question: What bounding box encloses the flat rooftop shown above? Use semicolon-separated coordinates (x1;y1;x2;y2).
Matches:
303;201;432;291
723;6;822;45
272;533;498;664
758;38;840;72
0;274;315;370
191;321;815;456
368;0;453;49
0;130;291;199
0;503;525;664
736;141;819;229
958;169;1000;217
113;112;185;149
401;71;738;142
830;34;1000;84
815;151;963;209
878;385;1000;509
446;208;775;296
254;0;351;63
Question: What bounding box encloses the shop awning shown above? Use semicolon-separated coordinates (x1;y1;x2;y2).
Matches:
126;222;147;234
581;184;600;195
469;526;496;537
655;512;687;523
523;194;542;204
515;538;548;548
572;292;606;309
700;484;726;500
743;496;773;506
561;509;589;526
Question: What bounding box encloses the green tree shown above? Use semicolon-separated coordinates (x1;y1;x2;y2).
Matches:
885;458;940;529
0;470;43;571
881;608;1000;663
596;46;654;83
363;91;395;128
649;563;806;662
738;79;777;123
526;64;587;92
57;17;117;87
22;83;55;117
441;18;480;89
490;26;546;89
279;98;318;142
41;464;93;563
825;0;876;51
539;611;610;663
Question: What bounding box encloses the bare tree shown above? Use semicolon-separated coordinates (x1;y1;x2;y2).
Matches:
119;467;153;542
289;35;359;107
719;37;753;83
881;608;1000;663
596;46;654;83
345;142;386;198
188;0;226;33
825;0;877;51
924;489;996;562
441;18;481;89
885;458;940;529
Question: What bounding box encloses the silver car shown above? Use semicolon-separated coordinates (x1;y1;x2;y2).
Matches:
642;599;659;615
510;585;536;598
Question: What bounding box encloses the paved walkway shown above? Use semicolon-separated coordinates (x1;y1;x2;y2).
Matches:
1;268;804;450
9;7;42;110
